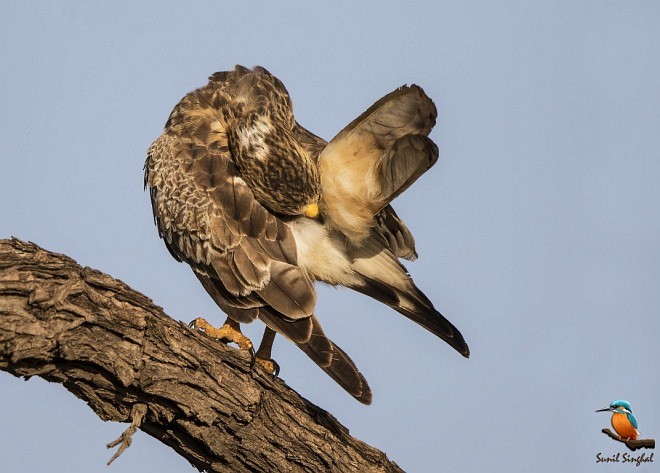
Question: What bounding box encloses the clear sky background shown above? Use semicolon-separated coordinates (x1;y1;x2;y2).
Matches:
1;2;659;472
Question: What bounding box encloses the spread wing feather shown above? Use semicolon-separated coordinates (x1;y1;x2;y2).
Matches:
379;134;438;204
318;85;439;243
333;84;437;144
374;204;418;261
293;123;420;261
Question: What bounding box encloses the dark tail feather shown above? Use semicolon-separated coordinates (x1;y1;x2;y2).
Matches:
297;315;372;405
258;308;313;344
259;311;372;404
351;276;470;358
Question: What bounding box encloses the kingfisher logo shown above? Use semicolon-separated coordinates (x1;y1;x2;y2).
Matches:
595;399;655;465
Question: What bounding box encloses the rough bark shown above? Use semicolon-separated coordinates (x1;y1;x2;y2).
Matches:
601;429;656;451
0;238;403;473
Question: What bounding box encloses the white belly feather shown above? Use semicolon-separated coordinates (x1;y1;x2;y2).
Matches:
288;219;359;286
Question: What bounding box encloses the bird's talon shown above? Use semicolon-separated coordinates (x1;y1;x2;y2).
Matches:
189;317;209;332
249;347;256;369
189;317;254;357
255;357;279;377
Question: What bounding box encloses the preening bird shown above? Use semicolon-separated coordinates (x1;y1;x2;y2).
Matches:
596;400;640;441
145;65;469;404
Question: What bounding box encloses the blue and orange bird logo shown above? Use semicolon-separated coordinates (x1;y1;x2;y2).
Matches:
597;400;639;441
596;400;655;451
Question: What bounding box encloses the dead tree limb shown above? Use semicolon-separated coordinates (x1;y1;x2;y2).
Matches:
0;238;403;473
601;429;656;451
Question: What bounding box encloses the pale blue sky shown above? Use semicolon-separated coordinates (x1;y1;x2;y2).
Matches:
1;2;659;472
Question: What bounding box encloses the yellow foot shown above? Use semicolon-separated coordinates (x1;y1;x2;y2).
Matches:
255;357;280;377
189;317;254;353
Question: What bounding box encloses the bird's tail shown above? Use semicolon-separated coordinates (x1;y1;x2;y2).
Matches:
297;315;372;405
259;310;372;404
347;237;469;358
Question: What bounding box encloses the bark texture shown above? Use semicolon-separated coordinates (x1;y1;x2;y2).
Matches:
0;238;403;473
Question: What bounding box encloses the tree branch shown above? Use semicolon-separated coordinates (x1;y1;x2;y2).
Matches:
0;238;403;473
601;429;656;451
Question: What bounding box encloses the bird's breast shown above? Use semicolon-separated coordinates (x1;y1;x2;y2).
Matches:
612;412;639;439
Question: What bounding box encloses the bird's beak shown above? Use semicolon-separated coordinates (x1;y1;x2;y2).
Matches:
304;203;320;219
596;406;613;413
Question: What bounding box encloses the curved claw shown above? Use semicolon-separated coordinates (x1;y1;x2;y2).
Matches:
254;357;279;377
249;346;256;369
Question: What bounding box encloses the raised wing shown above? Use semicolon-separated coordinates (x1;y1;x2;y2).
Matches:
374;204;418;261
318;85;438;243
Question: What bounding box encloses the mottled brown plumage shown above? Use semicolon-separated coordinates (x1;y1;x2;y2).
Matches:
145;65;468;404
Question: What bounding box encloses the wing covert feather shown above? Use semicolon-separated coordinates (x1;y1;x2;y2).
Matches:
147;128;316;320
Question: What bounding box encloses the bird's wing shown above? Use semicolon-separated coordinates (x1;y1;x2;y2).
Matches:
146;130;316;342
294;120;419;261
331;84;437;146
374;204;418;261
152;133;372;400
293;122;327;163
146;66;375;403
318;85;438;243
628;413;639;429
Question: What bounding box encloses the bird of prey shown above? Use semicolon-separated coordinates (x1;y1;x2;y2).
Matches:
145;65;469;404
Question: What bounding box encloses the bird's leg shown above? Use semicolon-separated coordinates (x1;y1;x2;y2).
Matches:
254;327;280;377
189;316;255;357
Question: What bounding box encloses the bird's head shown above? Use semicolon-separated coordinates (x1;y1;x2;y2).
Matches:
596;399;633;414
228;113;322;219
